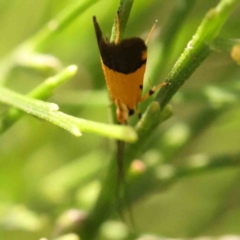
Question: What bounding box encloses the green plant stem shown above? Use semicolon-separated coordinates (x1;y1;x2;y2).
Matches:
0;65;77;133
111;0;209;184
27;0;99;51
124;103;173;167
109;0;134;124
110;0;134;43
129;152;240;206
78;103;172;240
0;0;98;85
80;142;240;239
150;0;196;83
126;73;240;210
52;233;79;240
0;87;137;142
159;81;240;161
79;158;118;240
79;0;239;239
126;50;240;210
79;1;135;239
121;0;240;215
136;235;240;240
156;0;239;109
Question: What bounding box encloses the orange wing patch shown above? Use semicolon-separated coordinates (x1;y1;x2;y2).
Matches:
101;60;146;110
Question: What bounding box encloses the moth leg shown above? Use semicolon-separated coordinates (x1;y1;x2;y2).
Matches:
128;108;135;117
115;99;128;124
140;82;169;103
127;107;142;119
135;106;142;119
115;11;120;44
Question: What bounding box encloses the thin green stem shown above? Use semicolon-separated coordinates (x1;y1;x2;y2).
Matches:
109;0;134;124
150;0;196;83
134;235;240;240
128;152;240;206
125;83;240;223
124;103;173;167
79;0;239;239
110;0;134;43
131;0;240;165
0;87;137;142
156;0;239;109
52;233;79;240
126;75;240;212
0;65;77;133
78;103;172;240
27;0;99;51
79;1;135;239
0;0;98;85
157;81;240;161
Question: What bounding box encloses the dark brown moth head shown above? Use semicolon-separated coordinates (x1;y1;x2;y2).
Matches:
93;16;147;74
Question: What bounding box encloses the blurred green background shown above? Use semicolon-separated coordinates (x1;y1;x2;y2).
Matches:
0;0;240;240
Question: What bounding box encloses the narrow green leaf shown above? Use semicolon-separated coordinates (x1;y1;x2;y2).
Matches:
0;87;137;142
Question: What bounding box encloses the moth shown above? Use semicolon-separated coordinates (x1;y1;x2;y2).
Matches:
93;15;166;123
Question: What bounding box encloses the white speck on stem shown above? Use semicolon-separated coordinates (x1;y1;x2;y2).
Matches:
68;65;78;73
49;103;59;111
164;123;190;147
48;19;59;31
188;154;209;168
156;164;175;180
187;39;193;49
71;126;82;136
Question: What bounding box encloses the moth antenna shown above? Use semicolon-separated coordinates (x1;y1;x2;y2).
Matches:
145;19;158;44
115;11;120;44
140;81;169;102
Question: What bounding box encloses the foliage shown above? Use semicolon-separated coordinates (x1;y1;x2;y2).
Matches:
0;0;240;240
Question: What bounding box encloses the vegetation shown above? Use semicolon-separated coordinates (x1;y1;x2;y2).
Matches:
0;0;240;240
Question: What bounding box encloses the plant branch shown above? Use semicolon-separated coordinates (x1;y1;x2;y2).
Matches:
156;0;239;109
110;0;134;43
135;234;240;240
0;65;77;133
79;1;135;239
129;152;240;207
0;87;137;142
122;0;240;195
150;0;197;83
27;0;99;51
108;0;134;124
0;0;99;85
78;0;239;239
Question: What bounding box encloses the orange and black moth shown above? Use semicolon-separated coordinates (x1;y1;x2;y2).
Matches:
93;16;153;124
